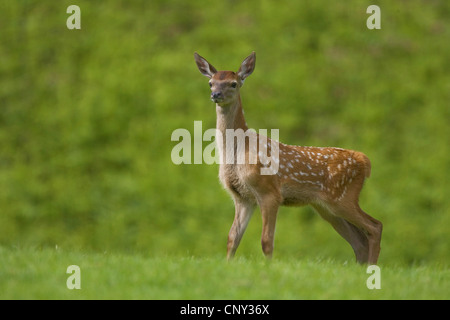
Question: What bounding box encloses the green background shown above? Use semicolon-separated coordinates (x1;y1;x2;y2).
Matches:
0;0;449;266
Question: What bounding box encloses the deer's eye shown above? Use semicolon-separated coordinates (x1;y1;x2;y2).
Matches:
209;82;213;88
231;82;237;88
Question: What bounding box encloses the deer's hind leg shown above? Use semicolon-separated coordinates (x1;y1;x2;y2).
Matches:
312;203;370;264
333;204;381;264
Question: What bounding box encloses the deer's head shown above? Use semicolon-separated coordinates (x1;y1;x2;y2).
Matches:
194;52;256;106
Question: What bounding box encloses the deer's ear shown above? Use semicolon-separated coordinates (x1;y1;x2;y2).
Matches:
194;52;217;79
237;51;256;82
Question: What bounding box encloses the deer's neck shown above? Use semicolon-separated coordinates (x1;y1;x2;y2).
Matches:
216;95;248;134
215;96;250;168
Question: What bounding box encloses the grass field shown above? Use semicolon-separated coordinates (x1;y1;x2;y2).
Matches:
0;246;448;300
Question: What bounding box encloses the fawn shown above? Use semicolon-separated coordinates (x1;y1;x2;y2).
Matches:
194;52;382;264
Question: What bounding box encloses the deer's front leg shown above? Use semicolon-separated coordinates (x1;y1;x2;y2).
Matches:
227;198;255;260
259;194;281;259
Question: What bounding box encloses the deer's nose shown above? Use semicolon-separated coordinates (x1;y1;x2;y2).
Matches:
211;92;222;100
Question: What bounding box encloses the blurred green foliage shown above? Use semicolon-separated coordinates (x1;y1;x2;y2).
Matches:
0;0;448;264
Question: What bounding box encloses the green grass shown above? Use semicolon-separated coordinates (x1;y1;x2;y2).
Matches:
0;247;448;299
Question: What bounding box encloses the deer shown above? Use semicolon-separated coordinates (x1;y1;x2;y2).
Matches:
194;51;382;264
